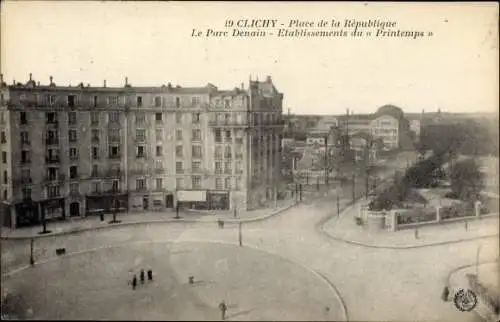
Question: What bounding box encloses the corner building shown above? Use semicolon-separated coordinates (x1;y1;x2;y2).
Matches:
0;75;284;228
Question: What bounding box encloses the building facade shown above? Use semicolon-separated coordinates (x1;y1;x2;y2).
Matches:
0;74;284;228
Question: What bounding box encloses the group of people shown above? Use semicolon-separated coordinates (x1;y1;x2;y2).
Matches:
130;269;153;290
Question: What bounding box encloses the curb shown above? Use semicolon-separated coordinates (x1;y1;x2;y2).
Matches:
1;239;349;321
317;182;500;249
0;203;298;241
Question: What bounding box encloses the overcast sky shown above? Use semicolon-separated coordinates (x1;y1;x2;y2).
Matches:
1;1;498;115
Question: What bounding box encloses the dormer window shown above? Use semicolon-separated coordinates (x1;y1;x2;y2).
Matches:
67;95;76;108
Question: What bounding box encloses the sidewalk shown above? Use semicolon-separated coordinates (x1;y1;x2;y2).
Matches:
0;199;297;240
448;261;500;322
322;199;499;249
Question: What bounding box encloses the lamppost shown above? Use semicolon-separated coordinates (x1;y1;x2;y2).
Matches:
29;237;35;266
476;245;482;278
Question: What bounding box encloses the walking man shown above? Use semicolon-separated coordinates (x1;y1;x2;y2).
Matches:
132;275;137;290
219;300;227;320
147;269;153;281
139;269;145;284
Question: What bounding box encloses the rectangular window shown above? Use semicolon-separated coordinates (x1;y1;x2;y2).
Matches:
67;95;76;108
215;129;222;143
175;97;180;108
107;96;118;105
112;180;119;193
155;129;163;141
191;96;201;106
136;179;146;191
176;129;183;140
20;112;27;125
215;146;222;159
224;146;232;159
192;176;202;189
136;146;145;158
215;161;223;174
68;111;77;125
192;113;200;123
91;164;99;177
215;178;223;190
109;111;119;123
156;145;163;156
69;166;78;179
2;151;6;163
91;129;100;143
224;162;232;174
22;187;32;200
108;129;120;142
236;177;242;190
235;161;243;174
176;161;183;174
224;177;231;190
192;145;202;158
135;112;145;124
176;113;182;124
46;112;57;124
155;112;163;122
176;178;184;189
0;132;6;144
69;148;78;160
136;129;146;142
48;186;60;198
155;178;163;190
137;96;143;107
92;181;101;193
21;150;30;163
155;159;163;170
109;145;120;158
21;131;30;144
192;129;201;142
68;130;77;142
47;95;56;105
176;145;183;157
192;160;202;173
3;170;7;184
91;112;99;125
155;97;162;107
92;146;99;160
224;99;231;109
92;96;98;107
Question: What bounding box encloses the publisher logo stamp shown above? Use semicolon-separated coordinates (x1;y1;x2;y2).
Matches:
454;289;478;312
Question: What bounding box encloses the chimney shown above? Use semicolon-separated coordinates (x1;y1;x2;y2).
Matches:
125;77;128;86
13;79;15;85
167;82;172;88
37;81;40;86
87;84;90;87
266;76;272;83
103;80;107;88
49;76;53;84
241;82;244;90
29;73;32;81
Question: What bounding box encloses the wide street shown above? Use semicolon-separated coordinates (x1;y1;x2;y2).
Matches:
1;151;498;321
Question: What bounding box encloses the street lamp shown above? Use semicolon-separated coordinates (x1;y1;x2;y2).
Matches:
476;245;482;278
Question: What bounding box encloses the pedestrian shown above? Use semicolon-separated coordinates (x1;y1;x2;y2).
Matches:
140;269;145;283
219;300;227;320
147;269;153;281
132;275;137;290
414;228;419;239
465;221;468;231
189;276;194;284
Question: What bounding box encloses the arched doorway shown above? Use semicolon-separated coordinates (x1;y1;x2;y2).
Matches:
70;202;80;217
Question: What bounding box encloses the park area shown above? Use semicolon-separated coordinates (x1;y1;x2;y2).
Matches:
1;241;343;321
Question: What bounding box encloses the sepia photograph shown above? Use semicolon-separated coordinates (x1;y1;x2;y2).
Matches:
0;1;499;321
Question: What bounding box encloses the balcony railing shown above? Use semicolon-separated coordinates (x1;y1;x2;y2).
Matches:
208;120;250;128
46;156;61;164
91;137;100;143
44;174;65;183
109;154;121;159
45;139;59;146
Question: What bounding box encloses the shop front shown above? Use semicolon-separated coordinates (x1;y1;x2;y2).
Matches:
208;191;230;210
86;193;128;215
176;190;209;210
40;198;66;223
14;200;40;228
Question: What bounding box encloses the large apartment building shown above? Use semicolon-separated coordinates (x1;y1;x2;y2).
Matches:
0;74;284;228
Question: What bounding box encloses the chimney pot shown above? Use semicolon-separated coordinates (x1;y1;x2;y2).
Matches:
266;76;272;83
29;73;32;81
241;83;244;90
103;80;107;88
13;79;15;85
125;77;128;86
37;81;40;86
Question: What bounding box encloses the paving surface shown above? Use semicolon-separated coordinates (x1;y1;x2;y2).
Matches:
2;151;498;322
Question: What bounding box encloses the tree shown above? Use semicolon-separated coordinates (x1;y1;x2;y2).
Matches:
449;159;484;201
